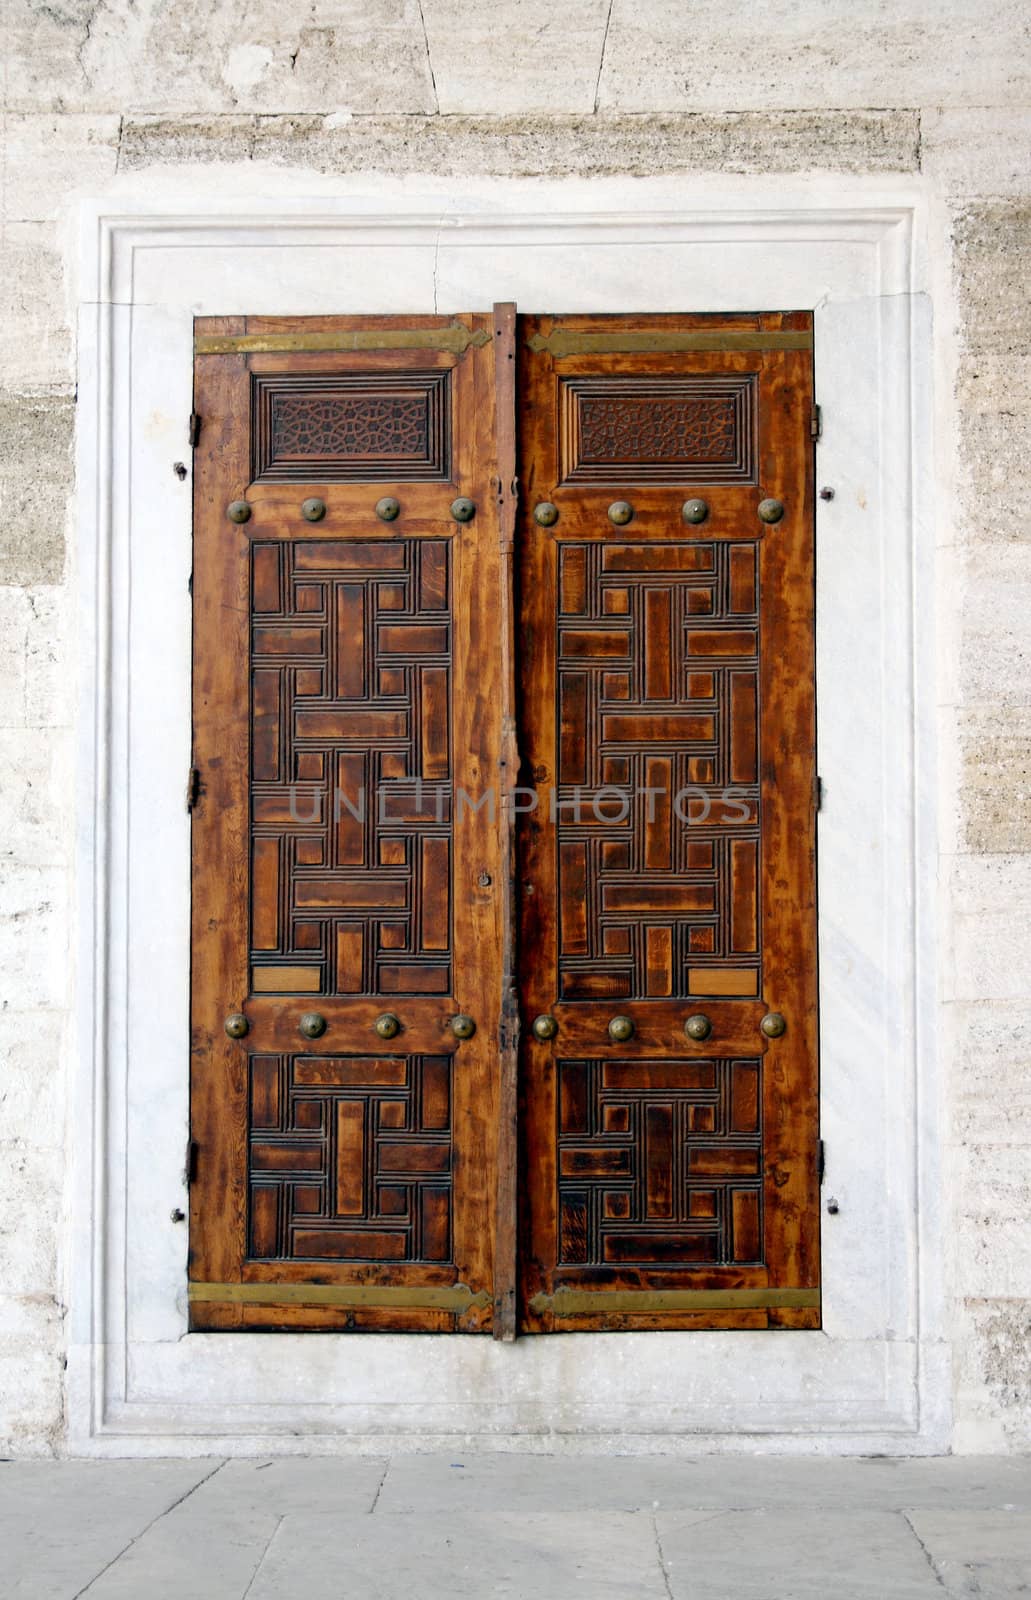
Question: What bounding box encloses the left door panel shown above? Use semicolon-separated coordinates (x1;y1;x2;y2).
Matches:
189;315;509;1331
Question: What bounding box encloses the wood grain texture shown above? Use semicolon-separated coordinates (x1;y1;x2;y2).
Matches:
516;311;819;1333
190;314;506;1332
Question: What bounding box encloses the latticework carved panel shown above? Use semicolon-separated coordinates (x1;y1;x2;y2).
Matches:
557;1057;763;1266
559;375;756;485
556;540;760;1001
252;371;452;482
249;537;453;996
248;1052;452;1262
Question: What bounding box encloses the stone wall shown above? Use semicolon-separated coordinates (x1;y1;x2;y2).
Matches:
1;0;1029;1453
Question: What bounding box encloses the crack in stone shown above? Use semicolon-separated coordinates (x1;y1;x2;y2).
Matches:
71;1458;227;1597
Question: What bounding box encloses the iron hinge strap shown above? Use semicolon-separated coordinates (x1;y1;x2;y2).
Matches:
529;1287;820;1315
188;411;202;447
811;403;822;441
194;323;491;357
818;1138;826;1184
188;1282;491;1312
186;766;201;811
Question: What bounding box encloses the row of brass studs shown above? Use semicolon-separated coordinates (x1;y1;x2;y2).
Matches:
533;498;785;527
223;1012;476;1041
531;1012;787;1042
225;497;477;525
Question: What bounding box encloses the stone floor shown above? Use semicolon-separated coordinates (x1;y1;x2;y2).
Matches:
2;1453;1030;1597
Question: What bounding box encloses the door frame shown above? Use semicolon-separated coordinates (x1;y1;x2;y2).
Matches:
70;179;943;1453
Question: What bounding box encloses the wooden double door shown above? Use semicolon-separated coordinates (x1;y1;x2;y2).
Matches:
189;307;819;1336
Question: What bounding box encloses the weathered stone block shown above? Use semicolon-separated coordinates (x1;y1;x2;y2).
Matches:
954;546;1031;706
597;0;1031;112
0;391;73;587
0;1146;60;1297
0;867;70;1012
953;1144;1031;1298
955;709;1031;855
7;0;434;114
23;588;73;731
119;109;920;178
0;230;72;389
423;0;610;115
0;729;74;870
0;1012;68;1151
952;202;1031;356
946;1002;1031;1146
0;1293;64;1456
954;1297;1031;1452
2;114;120;222
923;107;1031;199
947;854;1031;1003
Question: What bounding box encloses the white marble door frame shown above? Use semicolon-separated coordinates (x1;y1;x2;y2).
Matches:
70;177;943;1453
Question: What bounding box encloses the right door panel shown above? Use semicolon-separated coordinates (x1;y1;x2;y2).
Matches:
516;312;820;1331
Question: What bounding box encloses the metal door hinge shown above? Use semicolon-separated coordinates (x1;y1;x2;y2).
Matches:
185;1140;199;1185
818;1139;826;1184
186;766;201;811
810;404;822;441
188;412;202;447
814;774;823;811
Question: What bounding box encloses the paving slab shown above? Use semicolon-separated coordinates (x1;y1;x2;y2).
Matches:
0;1459;222;1600
247;1510;674;1600
63;1458;389;1599
374;1451;1031;1515
657;1508;944;1599
907;1508;1031;1597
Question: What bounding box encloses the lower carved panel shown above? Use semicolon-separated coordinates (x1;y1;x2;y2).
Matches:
556;1057;763;1267
248;1052;452;1263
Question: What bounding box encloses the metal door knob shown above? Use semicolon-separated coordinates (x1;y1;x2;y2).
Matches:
301;497;326;522
608;1015;634;1042
224;1012;248;1039
451;1014;476;1039
299;1012;327;1039
761;1012;787;1038
684;1013;712;1041
226;500;251;523
534;502;559;526
374;1012;401;1039
608;500;634;525
758;498;785;524
450;498;476;523
682;498;709;524
532;1014;558;1040
375;497;400;522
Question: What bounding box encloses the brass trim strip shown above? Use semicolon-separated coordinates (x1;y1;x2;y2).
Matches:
527;330;813;357
194;326;492;356
529;1287;820;1315
189;1281;491;1312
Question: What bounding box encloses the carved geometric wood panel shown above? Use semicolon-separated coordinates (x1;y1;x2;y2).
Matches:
248;1052;452;1262
252;371;452;482
557;1057;763;1266
556;540;761;1001
559;375;757;486
249;537;453;997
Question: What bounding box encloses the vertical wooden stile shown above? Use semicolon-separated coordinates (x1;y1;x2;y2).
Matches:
492;303;520;1340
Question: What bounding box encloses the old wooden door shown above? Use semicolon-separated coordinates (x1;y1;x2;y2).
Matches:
516;313;820;1331
188;308;819;1335
189;312;515;1331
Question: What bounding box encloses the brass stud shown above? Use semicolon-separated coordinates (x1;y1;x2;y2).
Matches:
450;497;476;523
608;1015;634;1042
758;498;785;524
298;1012;327;1040
451;1014;476;1040
374;1012;401;1039
532;1014;558;1041
608;500;634;526
224;1012;248;1039
301;497;326;523
682;498;709;525
375;497;401;522
534;502;559;527
761;1011;787;1038
684;1013;712;1041
226;500;251;523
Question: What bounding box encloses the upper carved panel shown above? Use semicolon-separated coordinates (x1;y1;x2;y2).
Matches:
559;375;757;486
251;371;452;482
